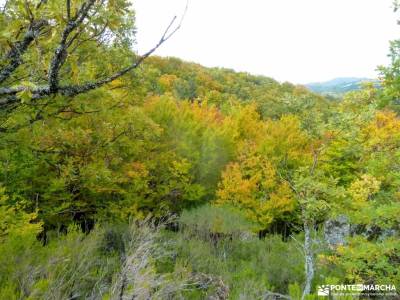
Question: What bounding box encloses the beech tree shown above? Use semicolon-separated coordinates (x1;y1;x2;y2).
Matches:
289;158;342;299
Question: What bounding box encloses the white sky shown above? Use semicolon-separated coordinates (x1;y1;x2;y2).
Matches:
133;0;399;84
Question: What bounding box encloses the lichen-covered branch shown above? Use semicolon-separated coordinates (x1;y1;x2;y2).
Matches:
0;15;183;109
0;1;186;111
0;19;48;84
48;0;96;92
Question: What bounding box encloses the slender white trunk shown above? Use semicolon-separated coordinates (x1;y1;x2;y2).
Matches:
302;220;314;300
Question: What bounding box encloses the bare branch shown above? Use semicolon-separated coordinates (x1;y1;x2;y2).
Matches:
66;0;71;20
36;0;47;10
23;0;34;22
55;12;185;97
67;21;108;51
57;0;188;97
164;0;188;41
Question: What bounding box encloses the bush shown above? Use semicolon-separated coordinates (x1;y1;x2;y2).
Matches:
0;220;198;299
180;205;257;242
161;206;307;298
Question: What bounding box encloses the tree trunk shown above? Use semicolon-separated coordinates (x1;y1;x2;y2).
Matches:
302;220;314;300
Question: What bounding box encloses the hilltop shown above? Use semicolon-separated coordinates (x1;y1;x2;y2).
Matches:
305;77;379;97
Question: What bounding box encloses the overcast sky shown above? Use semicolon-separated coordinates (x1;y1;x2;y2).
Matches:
134;0;399;84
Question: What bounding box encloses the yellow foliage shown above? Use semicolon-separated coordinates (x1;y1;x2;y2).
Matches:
363;111;400;151
0;187;42;239
158;74;178;90
348;174;381;208
228;104;266;146
262;115;311;166
216;151;295;227
214;115;313;227
267;182;296;213
125;162;148;179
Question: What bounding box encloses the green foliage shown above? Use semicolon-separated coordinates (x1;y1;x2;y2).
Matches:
289;283;302;300
334;237;400;287
0;221;196;299
0;224;115;299
0;186;42;237
165;225;305;298
1;1;400;298
180;205;257;238
379;39;400;112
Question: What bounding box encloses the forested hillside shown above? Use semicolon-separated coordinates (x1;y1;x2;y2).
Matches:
305;77;379;98
1;1;400;299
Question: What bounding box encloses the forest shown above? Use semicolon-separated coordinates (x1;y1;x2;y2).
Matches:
0;0;400;299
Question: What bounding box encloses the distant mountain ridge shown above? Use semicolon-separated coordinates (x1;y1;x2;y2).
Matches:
305;77;379;97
